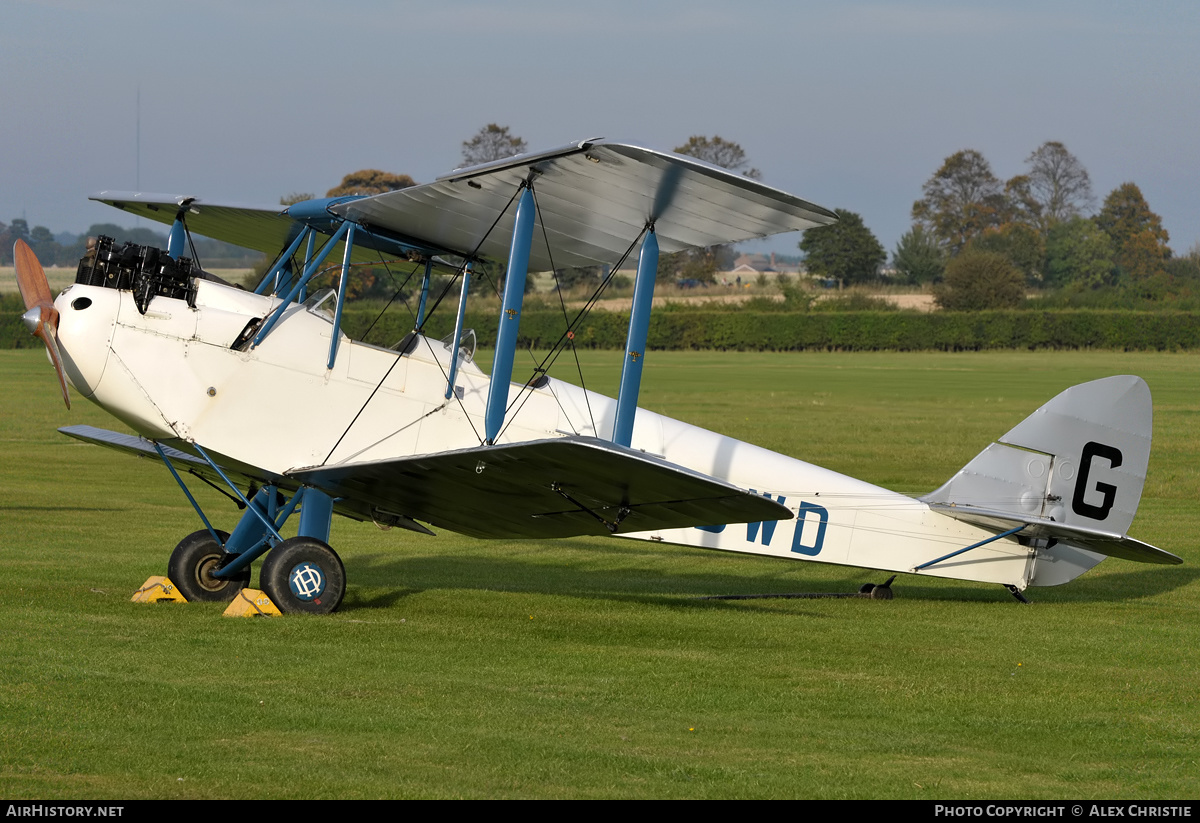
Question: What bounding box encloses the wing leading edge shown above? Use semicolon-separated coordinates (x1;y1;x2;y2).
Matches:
290;436;794;540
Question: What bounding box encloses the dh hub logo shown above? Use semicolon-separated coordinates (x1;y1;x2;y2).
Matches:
288;562;326;601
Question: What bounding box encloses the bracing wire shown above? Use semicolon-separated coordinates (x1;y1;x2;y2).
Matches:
497;224;648;442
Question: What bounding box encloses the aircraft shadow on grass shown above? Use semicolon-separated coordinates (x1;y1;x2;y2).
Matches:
338;545;1199;612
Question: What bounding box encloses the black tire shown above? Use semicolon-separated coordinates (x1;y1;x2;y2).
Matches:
259;536;346;615
167;529;249;602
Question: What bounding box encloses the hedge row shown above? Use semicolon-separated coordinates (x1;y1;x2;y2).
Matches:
6;307;1200;351
341;309;1200;352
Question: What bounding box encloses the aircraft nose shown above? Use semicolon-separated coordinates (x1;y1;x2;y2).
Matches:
54;285;116;398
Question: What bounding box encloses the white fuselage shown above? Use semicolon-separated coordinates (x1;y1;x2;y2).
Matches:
52;278;1097;590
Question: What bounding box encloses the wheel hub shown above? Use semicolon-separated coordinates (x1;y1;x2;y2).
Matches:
195;554;226;592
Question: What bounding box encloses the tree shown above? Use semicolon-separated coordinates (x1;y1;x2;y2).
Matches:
461;124;528;167
1044;217;1115;289
674;135;761;180
969;223;1045;286
911;150;1007;253
29;225;60;266
799;209;885;288
892;224;946;285
1166;243;1200;285
326;170;416;197
281;192;315;206
1025;141;1094;229
1001;174;1043;229
1095;183;1170;282
933;249;1025;310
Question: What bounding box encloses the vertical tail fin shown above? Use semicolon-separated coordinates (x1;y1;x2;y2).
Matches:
924;375;1152;536
922;376;1179;584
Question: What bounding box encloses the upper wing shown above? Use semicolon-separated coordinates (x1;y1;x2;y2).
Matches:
93;141;837;272
329;140;838;270
290;436;794;539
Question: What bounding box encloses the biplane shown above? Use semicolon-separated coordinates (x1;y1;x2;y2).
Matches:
13;139;1180;613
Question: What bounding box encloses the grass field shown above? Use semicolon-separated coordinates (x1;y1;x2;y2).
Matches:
1;349;1198;799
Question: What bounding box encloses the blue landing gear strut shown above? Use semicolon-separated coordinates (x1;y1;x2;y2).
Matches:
153;443;344;613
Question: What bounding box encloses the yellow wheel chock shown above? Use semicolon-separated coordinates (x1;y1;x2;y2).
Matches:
131;576;187;603
222;588;282;618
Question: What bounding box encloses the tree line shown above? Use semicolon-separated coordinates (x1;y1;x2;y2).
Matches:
13;126;1194;316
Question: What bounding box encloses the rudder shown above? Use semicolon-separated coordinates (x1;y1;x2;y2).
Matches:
924;375;1151;537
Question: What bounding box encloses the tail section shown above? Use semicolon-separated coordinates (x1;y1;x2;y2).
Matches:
924;376;1178;583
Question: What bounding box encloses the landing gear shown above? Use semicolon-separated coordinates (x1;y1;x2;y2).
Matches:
259;536;346;615
167;529;250;602
1005;584;1032;604
156;470;344;614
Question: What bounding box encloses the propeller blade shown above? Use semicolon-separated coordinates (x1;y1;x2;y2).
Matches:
14;238;53;311
13;239;71;409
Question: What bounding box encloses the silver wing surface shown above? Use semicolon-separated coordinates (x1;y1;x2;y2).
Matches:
290;436;794;539
330;140;839;271
93;141;836;272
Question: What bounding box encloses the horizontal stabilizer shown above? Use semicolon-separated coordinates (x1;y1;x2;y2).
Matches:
330;140;838;270
928;502;1180;565
290;436;794;539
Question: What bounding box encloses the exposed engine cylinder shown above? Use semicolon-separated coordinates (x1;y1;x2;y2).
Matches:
76;235;198;314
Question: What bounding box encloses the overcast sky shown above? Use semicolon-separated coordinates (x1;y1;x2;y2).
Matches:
3;0;1197;259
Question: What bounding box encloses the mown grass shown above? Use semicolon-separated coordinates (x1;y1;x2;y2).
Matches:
1;349;1198;798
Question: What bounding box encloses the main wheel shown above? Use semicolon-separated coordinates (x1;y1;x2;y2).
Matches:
167;529;250;602
259;536;346;615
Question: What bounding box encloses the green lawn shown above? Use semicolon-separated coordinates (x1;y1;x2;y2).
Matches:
1;349;1197;798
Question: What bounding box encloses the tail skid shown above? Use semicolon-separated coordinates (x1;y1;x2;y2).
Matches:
924;376;1179;585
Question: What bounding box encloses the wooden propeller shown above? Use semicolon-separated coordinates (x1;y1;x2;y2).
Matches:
13;239;71;409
